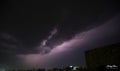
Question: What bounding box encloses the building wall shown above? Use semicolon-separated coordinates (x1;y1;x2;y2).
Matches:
85;43;120;70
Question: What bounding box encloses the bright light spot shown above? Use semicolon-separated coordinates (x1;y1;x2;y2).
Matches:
73;66;79;70
69;65;73;68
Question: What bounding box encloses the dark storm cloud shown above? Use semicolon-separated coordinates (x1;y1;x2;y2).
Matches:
0;33;22;68
0;33;19;53
0;33;39;55
0;33;17;41
0;0;120;68
18;15;120;68
0;7;70;55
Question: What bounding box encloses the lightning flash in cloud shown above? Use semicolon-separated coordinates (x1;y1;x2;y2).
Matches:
37;28;58;54
18;15;120;68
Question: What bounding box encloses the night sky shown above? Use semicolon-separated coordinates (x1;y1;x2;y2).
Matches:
0;0;120;69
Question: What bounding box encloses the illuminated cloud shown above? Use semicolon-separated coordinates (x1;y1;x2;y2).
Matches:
48;28;57;39
17;15;120;68
37;28;58;54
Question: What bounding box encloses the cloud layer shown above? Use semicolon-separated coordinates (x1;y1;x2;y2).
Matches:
18;15;120;68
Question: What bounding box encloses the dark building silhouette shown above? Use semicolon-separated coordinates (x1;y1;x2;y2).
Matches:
37;68;45;71
85;43;120;71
